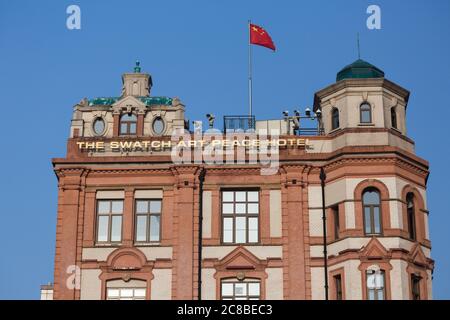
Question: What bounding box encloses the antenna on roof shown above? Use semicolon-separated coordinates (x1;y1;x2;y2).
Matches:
357;32;361;59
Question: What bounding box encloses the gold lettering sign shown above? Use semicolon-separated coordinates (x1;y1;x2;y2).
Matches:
76;139;310;152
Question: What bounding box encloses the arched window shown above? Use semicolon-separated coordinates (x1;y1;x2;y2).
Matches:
391;107;397;129
363;188;382;235
406;193;416;240
331;108;340;130
360;102;372;123
120;113;137;135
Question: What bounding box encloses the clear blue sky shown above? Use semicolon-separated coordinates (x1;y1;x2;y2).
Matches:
0;0;449;299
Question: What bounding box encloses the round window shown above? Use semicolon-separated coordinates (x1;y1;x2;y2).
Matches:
152;117;165;135
93;118;105;135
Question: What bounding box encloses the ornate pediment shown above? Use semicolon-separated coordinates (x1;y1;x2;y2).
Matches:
112;95;146;114
360;237;390;260
215;247;266;271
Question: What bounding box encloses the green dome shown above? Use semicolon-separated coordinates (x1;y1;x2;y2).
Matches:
336;59;384;81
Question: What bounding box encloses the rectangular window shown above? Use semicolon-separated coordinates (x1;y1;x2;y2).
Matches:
106;288;146;300
411;275;421;300
96;200;123;243
222;190;259;244
332;205;340;240
135;199;162;243
221;280;260;300
366;270;385;300
334;274;343;300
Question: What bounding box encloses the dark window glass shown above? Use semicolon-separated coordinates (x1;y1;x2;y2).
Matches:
363;188;382;235
119;113;137;135
391;107;397;129
135;199;162;243
222;190;259;244
360;103;372;123
411;275;421;300
332;205;340;240
331;108;340;130
334;275;343;300
96;200;123;243
406;193;416;240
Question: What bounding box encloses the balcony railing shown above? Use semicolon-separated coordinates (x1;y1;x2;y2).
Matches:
223;115;256;133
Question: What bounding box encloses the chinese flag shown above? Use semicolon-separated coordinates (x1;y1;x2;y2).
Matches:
250;23;276;51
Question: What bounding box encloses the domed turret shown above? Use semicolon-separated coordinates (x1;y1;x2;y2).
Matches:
336;59;384;82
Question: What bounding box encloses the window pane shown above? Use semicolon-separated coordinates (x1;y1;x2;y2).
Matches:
367;273;376;289
136;215;147;241
222;203;234;214
235;203;246;214
222;283;233;296
377;290;384;300
107;289;119;298
134;289;146;298
130;123;136;134
150;215;160;241
247;203;259;214
120;123;127;133
248;217;258;243
234;283;246;296
376;273;384;288
120;289;133;298
248;283;260;296
98;201;110;214
373;207;381;234
150;201;161;213
364;207;371;234
235;217;246;243
223;218;233;243
222;192;234;202
247;191;258;202
111;216;122;241
111;200;123;213
363;190;380;205
136;200;148;213
361;110;371;123
368;289;375;300
235;192;246;202
97;216;109;242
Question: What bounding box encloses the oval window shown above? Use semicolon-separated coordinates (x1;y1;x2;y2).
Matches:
93;118;105;135
152;117;165;135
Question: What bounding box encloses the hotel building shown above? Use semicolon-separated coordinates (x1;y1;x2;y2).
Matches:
47;60;434;300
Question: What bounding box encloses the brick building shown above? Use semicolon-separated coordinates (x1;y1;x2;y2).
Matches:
47;59;434;300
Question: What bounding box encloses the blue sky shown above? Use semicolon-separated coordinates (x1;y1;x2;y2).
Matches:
0;0;449;299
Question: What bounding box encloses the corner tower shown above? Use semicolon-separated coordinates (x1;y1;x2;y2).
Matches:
314;59;411;152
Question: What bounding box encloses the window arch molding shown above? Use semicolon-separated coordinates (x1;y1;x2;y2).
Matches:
354;179;391;234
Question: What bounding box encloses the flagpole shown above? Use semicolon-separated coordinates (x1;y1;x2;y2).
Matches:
248;19;253;118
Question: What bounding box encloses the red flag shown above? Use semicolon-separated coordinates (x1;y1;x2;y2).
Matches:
249;23;276;51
